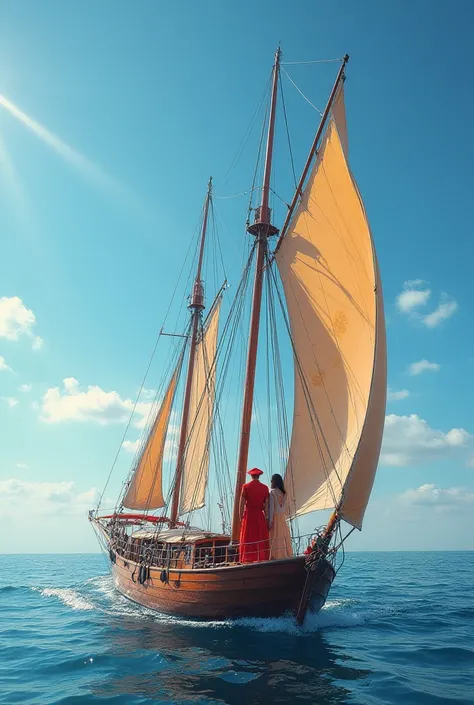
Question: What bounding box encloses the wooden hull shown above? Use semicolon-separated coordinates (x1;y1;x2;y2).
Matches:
110;552;335;621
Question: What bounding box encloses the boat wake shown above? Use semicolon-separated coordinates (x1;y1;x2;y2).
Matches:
233;600;365;634
33;575;367;634
34;587;95;611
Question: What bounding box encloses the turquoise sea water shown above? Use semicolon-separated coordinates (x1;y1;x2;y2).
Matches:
0;552;473;704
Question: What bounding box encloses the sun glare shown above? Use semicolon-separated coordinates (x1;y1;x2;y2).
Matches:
0;94;154;222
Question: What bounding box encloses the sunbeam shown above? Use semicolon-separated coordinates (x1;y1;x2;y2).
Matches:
0;131;34;234
0;94;156;223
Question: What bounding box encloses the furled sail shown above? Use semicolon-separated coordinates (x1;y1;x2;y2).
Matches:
179;296;221;515
275;85;386;529
122;363;181;511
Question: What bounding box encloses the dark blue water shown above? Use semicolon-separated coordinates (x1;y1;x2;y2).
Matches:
0;553;473;704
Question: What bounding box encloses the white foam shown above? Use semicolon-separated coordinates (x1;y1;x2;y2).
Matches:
231;601;365;635
82;576;365;634
39;588;95;611
34;575;365;634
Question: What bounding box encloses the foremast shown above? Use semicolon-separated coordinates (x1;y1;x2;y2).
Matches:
170;177;213;524
231;48;281;541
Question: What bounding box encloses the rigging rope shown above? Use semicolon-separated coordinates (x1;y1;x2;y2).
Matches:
96;329;168;512
281;66;323;116
219;73;272;187
105;189;229;521
163;244;256;532
214;187;260;200
264;259;300;538
247;94;270;228
96;209;207;513
281;58;344;65
209;199;228;284
265;253;342;508
116;337;187;515
278;70;298;190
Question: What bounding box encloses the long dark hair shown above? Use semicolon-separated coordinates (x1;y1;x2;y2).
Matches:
271;473;286;494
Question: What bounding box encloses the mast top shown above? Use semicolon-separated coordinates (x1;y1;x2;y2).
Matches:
247;46;281;238
190;177;213;311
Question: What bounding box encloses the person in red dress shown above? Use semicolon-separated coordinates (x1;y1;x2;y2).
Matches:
239;468;270;563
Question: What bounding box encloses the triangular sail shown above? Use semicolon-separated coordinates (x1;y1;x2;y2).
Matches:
179;297;221;515
122;362;181;511
275;85;386;529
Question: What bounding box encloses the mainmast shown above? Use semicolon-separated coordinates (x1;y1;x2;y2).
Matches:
170;177;212;524
231;47;281;541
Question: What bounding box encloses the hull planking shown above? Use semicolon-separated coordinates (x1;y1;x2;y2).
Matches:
109;548;335;621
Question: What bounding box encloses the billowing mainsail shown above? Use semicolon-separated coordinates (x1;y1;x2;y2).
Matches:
122;363;181;511
179;297;221;515
275;86;386;529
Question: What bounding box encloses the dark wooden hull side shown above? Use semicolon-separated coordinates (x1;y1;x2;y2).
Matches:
307;558;336;615
110;552;336;620
112;554;307;619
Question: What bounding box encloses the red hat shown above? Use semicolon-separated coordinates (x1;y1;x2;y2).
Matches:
248;467;263;477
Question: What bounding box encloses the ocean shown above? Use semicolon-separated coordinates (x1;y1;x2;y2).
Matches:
0;552;472;705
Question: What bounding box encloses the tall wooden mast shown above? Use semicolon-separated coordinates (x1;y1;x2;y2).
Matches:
170;177;212;524
231;48;281;541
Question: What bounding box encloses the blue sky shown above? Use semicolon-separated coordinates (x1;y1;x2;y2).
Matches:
0;0;473;552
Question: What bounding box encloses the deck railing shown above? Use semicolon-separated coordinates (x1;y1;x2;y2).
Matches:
108;528;323;570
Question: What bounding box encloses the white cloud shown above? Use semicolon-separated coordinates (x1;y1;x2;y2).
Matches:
164;421;179;462
123;414;179;462
408;359;440;376
140;387;157;401
422;299;458;328
39;377;154;427
0;355;12;372
63;377;80;393
0;296;43;350
399;484;474;507
396;283;431;313
344;491;474;550
404;279;426;288
133;408;156;431
0;478;99;517
18;384;32;392
122;439;140;453
32;335;44;351
445;428;471;445
15;463;28;469
387;388;410;401
0;296;35;339
395;282;458;328
381;413;472;467
2;396;18;407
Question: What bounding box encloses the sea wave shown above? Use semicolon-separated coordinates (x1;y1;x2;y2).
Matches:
34;575;368;635
38;587;95;611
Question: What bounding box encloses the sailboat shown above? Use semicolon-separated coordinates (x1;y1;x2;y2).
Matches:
90;49;386;625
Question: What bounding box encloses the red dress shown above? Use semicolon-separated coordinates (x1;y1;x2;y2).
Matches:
239;480;270;563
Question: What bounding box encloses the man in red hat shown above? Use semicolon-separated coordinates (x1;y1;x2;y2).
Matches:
239;468;270;563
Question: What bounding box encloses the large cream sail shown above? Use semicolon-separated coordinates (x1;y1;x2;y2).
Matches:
179;297;221;515
122;364;180;511
275;86;386;529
